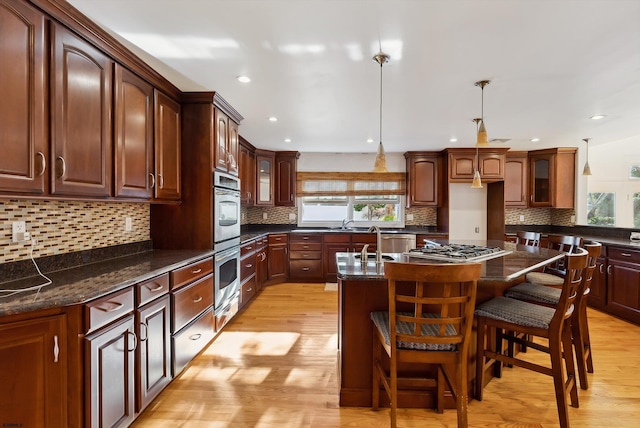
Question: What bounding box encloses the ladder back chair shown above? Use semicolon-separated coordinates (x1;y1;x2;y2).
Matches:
525;234;584;286
371;261;481;428
515;231;541;247
475;248;588;428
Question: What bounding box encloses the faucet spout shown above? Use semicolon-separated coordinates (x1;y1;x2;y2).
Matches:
367;225;383;263
341;219;355;230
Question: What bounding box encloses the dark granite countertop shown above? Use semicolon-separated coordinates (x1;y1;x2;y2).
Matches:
337;240;564;282
0;249;213;316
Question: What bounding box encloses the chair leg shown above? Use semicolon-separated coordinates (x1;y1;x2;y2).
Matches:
457;357;469;428
436;365;444;414
371;330;380;411
475;316;486;401
494;327;504;379
562;323;579;409
581;304;594;374
390;354;397;428
571;311;589;390
549;329;571;428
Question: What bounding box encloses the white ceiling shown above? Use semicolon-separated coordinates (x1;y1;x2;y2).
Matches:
68;0;640;154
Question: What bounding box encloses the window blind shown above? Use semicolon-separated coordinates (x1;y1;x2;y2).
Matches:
297;172;405;196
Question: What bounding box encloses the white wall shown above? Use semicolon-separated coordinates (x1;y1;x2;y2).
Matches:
298;152;406;172
448;183;487;240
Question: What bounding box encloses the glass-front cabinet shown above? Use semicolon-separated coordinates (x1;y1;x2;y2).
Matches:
530;154;552;206
528;148;576;208
255;150;274;206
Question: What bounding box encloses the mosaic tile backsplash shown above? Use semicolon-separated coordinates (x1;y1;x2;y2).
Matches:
0;200;150;264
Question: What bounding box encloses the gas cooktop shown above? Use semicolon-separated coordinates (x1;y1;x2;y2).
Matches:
405;243;511;263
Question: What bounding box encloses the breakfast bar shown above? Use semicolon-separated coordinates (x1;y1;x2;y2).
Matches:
336;240;564;409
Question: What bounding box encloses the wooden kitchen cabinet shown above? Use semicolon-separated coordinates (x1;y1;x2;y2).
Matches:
239;136;256;205
528;148;576;208
504;151;528;207
606;246;640;324
267;233;289;283
240;239;257;309
153;90;181;200
445;148;508;182
114;64;154;198
0;314;67;428
0;0;47;195
255;235;269;290
275;151;300;206
322;233;376;282
255;149;275;206
589;253;608;310
404;151;441;207
51;23;113;197
214;108;240;175
289;233;323;282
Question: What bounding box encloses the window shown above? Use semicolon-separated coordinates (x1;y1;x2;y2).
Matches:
631;165;640;179
587;192;615;226
297;172;405;228
634;193;640;228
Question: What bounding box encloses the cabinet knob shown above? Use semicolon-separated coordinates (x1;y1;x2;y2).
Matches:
37;152;46;176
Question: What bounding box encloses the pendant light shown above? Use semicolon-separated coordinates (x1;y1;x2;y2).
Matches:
582;138;592;175
372;51;390;172
475;80;491;146
471;118;483;188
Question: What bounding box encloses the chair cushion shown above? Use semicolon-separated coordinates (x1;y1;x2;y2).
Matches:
474;296;555;329
504;282;561;305
370;311;457;351
525;271;564;286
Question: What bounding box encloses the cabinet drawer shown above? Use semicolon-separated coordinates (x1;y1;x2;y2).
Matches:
608;247;640;263
85;287;134;334
289;250;322;260
290;234;322;244
240;276;257;309
290;259;323;279
172;274;214;333
172;308;215;376
136;273;169;307
241;253;257;280
241;240;256;257
290;242;322;252
170;258;213;291
268;233;288;245
324;233;351;243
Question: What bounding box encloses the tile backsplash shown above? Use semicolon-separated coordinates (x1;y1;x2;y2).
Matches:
0;200;150;263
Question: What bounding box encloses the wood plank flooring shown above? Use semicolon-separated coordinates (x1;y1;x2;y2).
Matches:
132;282;640;427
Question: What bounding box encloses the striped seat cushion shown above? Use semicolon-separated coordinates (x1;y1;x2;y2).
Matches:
474;296;555;329
370;311;457;351
504;282;561;305
525;271;564;286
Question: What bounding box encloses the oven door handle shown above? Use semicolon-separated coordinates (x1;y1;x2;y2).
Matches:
216;247;240;262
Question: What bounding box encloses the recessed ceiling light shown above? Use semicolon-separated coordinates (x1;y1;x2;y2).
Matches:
366;138;374;143
530;138;540;142
449;138;458;143
284;138;291;143
236;75;251;83
590;115;606;120
268;116;278;122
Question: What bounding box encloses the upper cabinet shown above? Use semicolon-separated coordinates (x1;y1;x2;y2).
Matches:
239;136;256;206
0;0;47;194
275;151;300;206
154;90;181;200
255;149;275;206
404;151;441;207
211;93;242;175
50;23;113;197
114;64;154;199
445;148;509;182
504;151;528;207
529;148;576;208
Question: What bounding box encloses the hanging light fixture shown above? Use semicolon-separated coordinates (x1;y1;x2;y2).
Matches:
582;138;592;175
372;50;390;172
475;80;491;146
471;118;483;188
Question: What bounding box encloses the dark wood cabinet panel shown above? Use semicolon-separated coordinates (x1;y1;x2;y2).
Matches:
239;138;255;205
171;274;214;333
0;0;47;194
214;108;229;172
589;256;607;310
51;23;113;197
85;315;136;428
172;308;215;376
446;148;507;182
268;234;289;282
404;152;440;207
136;295;171;413
275;151;299;206
114;64;154;198
153;90;181;200
528;148;575;208
228;119;239;175
256;237;269;291
255;150;275;206
606;247;640;324
504;152;528;207
289;233;323;282
0;314;67;428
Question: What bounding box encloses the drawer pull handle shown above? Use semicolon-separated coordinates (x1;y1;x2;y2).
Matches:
246;288;253;292
97;301;124;312
607;265;612;275
245;263;253;268
193;295;203;303
621;253;632;257
128;331;138;352
189;333;202;341
302;267;310;271
56;156;66;179
140;322;149;341
37;152;46;176
191;268;203;274
303;245;309;249
246;246;253;250
599;264;604;274
303;237;309;240
53;335;60;363
146;282;164;292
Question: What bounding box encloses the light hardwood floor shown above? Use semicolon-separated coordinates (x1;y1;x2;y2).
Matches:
132;282;640;427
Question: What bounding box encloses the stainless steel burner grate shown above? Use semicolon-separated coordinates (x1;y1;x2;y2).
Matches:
405;244;510;263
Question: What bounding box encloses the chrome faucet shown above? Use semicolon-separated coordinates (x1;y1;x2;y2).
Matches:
341;219;355;230
367;225;383;264
360;244;369;261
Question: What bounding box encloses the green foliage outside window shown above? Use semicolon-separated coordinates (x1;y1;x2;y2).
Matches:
587;192;615;226
634;193;640;228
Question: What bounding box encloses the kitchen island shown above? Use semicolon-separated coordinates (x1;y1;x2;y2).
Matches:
336;240;564;409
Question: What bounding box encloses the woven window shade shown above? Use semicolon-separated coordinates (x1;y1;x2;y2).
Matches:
297;172;405;196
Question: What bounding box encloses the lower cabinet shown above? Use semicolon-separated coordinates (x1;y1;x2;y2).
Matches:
289;233;323;282
588;255;608;310
172;308;215;375
606;246;640;324
0;314;67;428
267;233;289;283
256;236;269;290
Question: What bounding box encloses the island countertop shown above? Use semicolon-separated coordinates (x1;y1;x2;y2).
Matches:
336;240;564;282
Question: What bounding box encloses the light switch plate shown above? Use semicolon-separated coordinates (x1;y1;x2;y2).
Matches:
288;213;296;220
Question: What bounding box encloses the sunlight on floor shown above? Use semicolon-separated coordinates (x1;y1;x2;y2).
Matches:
204;331;301;357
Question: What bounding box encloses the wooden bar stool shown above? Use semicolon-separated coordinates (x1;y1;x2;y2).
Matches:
525;234;583;286
515;231;541;247
475;249;588;428
371;261;481;428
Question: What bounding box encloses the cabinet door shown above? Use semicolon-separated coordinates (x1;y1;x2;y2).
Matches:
268;245;289;281
114;64;154;198
406;154;439;207
449;152;476;180
85;315;136;428
256;248;268;290
0;0;47;194
478;153;505;180
255;153;274;206
227;119;239;175
529;154;553;207
239;142;255;205
136;295;171;413
275;152;298;206
51;23;112;196
588;256;607;309
214;108;229;172
607;260;640;323
0;314;67;427
154;90;181;200
504;154;527;207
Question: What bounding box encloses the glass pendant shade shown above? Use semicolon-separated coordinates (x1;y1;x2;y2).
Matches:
471;170;483;188
372;51;390;172
477;119;488;146
373;141;388;172
582;138;592;175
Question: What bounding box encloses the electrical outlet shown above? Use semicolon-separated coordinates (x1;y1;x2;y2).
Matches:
288;213;296;220
262;212;268;220
125;217;133;232
519;215;525;222
406;214;414;221
12;221;26;243
570;215;576;224
475;227;480;233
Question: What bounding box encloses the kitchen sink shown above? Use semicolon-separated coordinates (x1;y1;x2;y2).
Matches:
354;254;395;261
